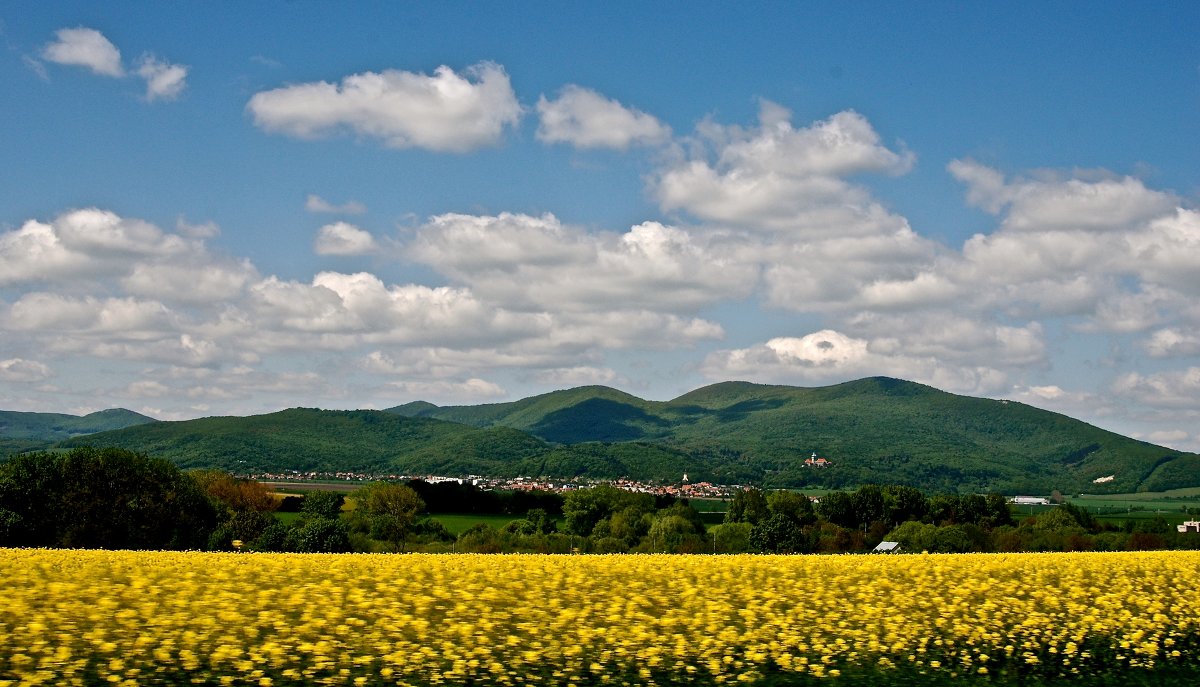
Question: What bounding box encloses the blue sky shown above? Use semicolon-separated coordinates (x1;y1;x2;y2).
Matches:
2;2;1199;454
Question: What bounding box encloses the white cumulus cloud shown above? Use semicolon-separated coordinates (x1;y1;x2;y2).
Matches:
384;378;507;403
0;218;91;284
1147;429;1189;446
41;27;124;77
51;207;186;257
136;54;189;101
654;103;914;233
121;259;257;304
0;209;246;302
702;329;1011;396
0;358;53;383
1144;328;1200;358
39;28;188;104
532;366;621;386
408;212;757;313
305;194;367;214
945;164;1192;335
536;85;671;149
5;294;174;337
949;160;1177;233
247;62;522;152
314;222;379;256
1113;368;1200;409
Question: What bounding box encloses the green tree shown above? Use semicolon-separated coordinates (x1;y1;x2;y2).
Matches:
592;536;629;553
885;521;975;553
301;490;345;520
932;525;974;553
599;505;651;545
816;491;855;528
709;522;752;553
926;494;959;525
523;508;556;534
658;501;707;535
409;518;455;545
562;485;615;536
503;518;537;536
725;488;770;525
1057;501;1097;531
351;482;425;547
0;508;23;542
457;523;501;553
1034;507;1086;534
981;493;1015;529
766;490;816;527
885;521;939;552
207;510;278;551
882;485;928;527
0;447;217;550
851;485;885;527
292;517;351;553
645;514;705;553
562;484;653;536
750;513;812;553
957;494;988;525
252;522;296;552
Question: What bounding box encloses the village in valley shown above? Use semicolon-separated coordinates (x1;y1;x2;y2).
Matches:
249;450;847;501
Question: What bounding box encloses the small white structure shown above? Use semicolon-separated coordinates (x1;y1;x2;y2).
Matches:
1178;521;1200;534
1011;496;1051;506
872;541;901;553
1092;475;1115;484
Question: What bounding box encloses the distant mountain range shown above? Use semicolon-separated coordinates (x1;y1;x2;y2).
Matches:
0;408;155;455
6;378;1197;494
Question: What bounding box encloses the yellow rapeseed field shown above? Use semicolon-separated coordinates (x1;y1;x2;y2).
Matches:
1;550;1197;686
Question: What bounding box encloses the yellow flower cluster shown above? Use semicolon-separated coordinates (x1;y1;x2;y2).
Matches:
1;550;1196;686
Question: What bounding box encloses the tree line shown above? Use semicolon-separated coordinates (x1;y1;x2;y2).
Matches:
1;447;1196;554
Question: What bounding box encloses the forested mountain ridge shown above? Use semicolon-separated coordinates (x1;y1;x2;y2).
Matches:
0;408;156;454
56;408;551;476
388;377;1198;493
8;378;1197;494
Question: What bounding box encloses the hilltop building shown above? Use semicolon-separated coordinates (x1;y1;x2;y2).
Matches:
804;452;831;468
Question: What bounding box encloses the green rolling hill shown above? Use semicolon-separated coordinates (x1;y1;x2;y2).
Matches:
11;377;1195;494
55;408;550;476
0;408;156;455
388;377;1197;493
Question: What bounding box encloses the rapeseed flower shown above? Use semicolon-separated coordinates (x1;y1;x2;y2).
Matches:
0;550;1197;685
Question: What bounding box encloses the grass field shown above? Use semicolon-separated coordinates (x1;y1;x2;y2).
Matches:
1070;489;1200;521
430;513;525;535
261;480;368;493
1010;500;1197;528
1093;512;1193;527
273;511;303;525
1067;492;1199;528
272;511;529;535
1078;487;1200;500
